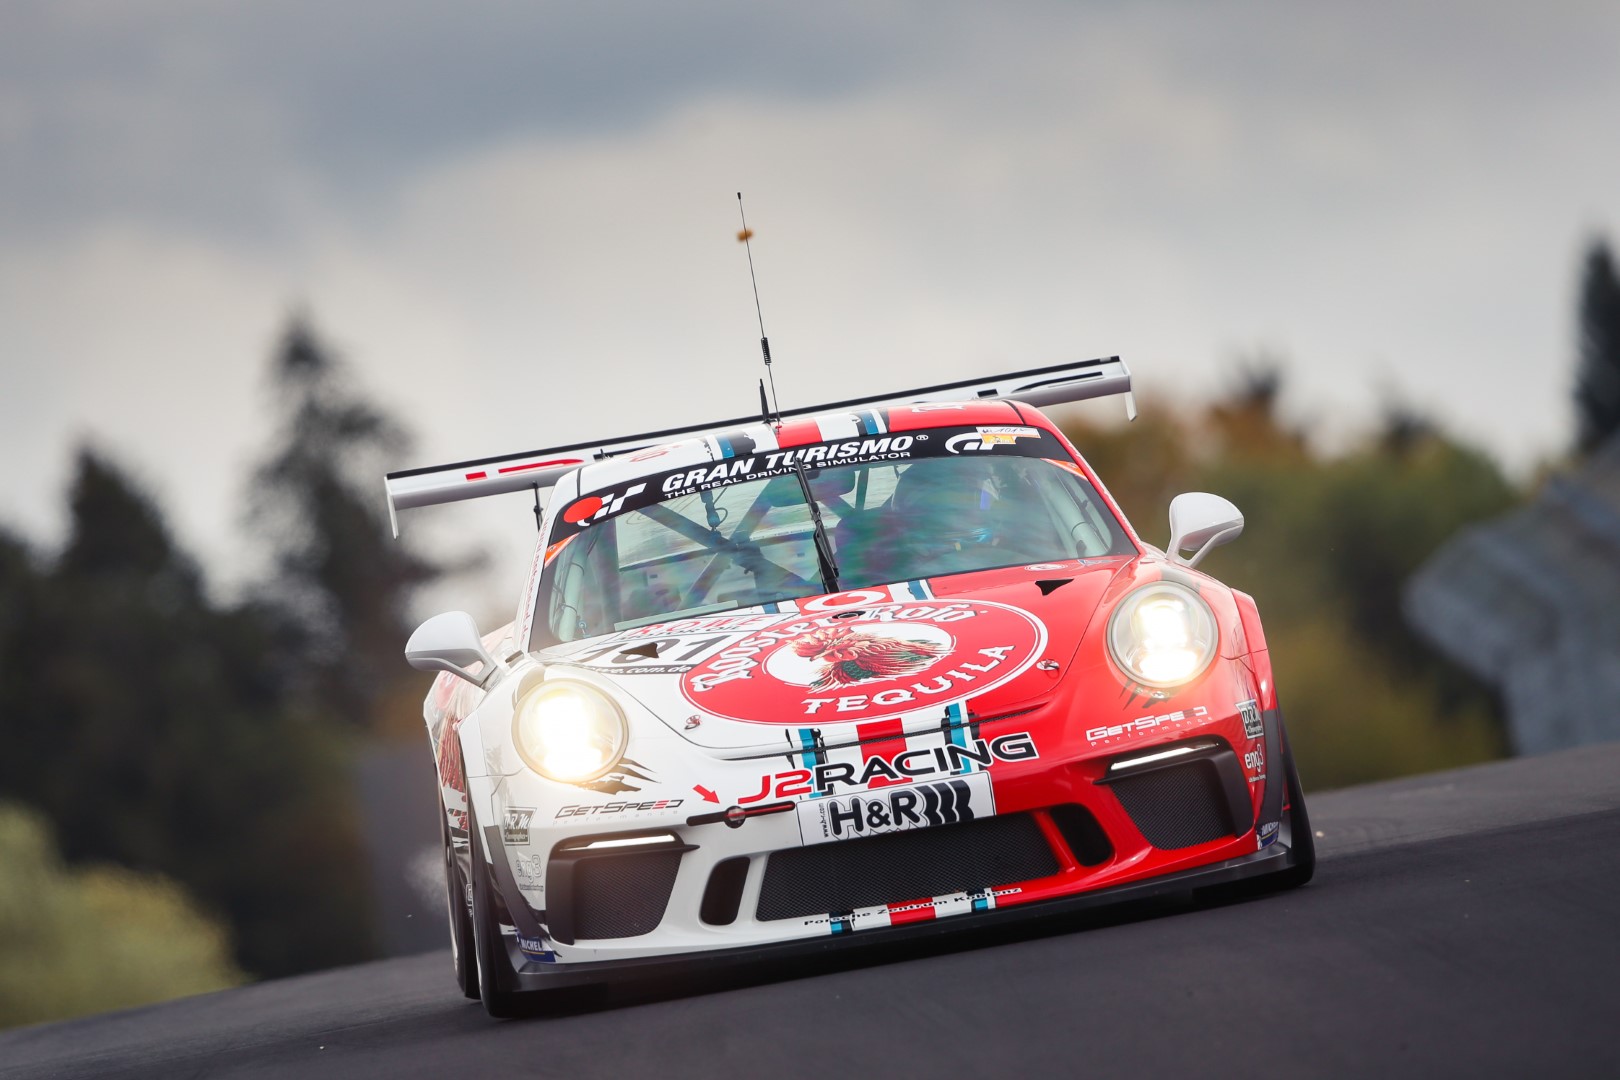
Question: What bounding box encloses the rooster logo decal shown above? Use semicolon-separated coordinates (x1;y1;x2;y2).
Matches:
788;627;950;692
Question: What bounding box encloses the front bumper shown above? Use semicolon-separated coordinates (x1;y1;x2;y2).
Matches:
486;823;1306;992
471;699;1297;987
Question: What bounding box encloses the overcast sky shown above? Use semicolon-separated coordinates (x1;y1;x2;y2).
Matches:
2;1;1617;615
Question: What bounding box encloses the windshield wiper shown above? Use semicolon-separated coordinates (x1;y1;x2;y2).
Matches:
792;458;841;594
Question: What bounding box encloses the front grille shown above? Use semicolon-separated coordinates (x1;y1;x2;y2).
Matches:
1110;759;1235;849
700;856;751;926
573;850;682;939
756;812;1058;922
1049;803;1114;866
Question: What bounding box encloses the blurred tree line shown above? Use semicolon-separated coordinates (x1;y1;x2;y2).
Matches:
0;316;447;1028
0;233;1615;1030
1060;369;1516;790
1060;231;1620;791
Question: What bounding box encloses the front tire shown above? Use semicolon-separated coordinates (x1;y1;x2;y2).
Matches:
1274;738;1316;887
467;803;527;1018
441;805;479;1000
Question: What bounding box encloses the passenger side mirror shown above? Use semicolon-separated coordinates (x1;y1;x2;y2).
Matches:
405;611;500;686
1167;492;1243;568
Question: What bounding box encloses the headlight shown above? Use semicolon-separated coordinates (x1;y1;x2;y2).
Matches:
512;681;628;783
1106;581;1219;688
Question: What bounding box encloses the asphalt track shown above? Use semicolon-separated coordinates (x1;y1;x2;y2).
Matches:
5;743;1618;1080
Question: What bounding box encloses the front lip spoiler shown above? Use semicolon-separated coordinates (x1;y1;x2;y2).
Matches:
501;837;1302;992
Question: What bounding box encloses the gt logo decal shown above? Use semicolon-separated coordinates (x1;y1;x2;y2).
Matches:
945;427;1041;453
562;483;646;526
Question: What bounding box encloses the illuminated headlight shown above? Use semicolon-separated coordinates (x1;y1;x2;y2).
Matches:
512;681;628;784
1106;582;1219;688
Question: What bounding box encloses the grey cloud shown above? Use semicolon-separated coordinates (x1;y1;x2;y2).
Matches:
0;0;923;242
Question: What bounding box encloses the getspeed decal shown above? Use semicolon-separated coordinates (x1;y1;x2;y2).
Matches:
1086;705;1211;744
677;599;1046;724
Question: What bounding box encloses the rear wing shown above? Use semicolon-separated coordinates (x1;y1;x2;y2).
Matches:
385;355;1134;536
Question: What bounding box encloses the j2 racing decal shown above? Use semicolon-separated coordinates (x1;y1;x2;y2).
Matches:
796;774;993;844
679;600;1045;724
741;730;1037;799
1087;705;1211;743
1238;698;1264;740
554;798;684;819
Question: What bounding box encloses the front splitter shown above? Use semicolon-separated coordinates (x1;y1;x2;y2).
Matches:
499;838;1304;994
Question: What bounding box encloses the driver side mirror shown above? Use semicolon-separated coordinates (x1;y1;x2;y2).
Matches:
1167;492;1244;568
405;611;500;686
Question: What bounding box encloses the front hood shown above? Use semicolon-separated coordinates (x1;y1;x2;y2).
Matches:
538;558;1134;757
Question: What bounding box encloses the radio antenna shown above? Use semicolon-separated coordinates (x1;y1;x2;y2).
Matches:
737;192;781;425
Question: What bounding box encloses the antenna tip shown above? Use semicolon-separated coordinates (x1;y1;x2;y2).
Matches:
736;192;742;199
736;228;753;243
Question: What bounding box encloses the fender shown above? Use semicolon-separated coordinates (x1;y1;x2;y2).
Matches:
1232;589;1276;712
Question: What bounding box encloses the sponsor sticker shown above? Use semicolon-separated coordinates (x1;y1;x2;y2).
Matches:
516;932;557;962
742;730;1038;800
554;798;685;820
512;853;545;891
1238;699;1264;740
1257;820;1281;849
679;600;1045;725
1087;706;1211;743
502;807;535;845
945;426;1042;454
797;774;994;844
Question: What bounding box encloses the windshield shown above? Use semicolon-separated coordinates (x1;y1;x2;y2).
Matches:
539;433;1132;646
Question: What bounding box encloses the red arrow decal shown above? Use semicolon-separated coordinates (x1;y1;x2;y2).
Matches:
694;785;720;804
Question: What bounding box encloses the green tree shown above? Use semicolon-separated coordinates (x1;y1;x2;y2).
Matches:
0;449;376;978
247;315;454;736
0;803;243;1030
1575;238;1620;454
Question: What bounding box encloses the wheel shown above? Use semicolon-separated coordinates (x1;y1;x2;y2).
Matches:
467;803;527;1018
1196;730;1314;904
440;805;479;1000
1273;737;1316;888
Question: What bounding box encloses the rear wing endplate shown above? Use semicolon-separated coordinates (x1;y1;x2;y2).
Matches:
385;354;1134;536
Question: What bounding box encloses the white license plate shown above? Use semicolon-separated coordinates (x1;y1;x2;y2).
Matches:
795;773;996;845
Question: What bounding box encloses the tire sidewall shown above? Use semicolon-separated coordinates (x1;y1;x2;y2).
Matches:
467;802;525;1017
441;805;479;999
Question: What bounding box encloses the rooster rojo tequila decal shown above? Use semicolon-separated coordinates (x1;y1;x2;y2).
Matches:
678;600;1046;723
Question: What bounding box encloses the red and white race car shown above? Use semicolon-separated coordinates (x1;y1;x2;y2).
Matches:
388;357;1313;1017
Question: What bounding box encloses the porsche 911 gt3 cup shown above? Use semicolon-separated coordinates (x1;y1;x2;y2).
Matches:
388;357;1314;1017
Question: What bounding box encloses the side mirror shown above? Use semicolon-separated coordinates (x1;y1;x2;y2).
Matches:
405;611;500;686
1167;492;1244;568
